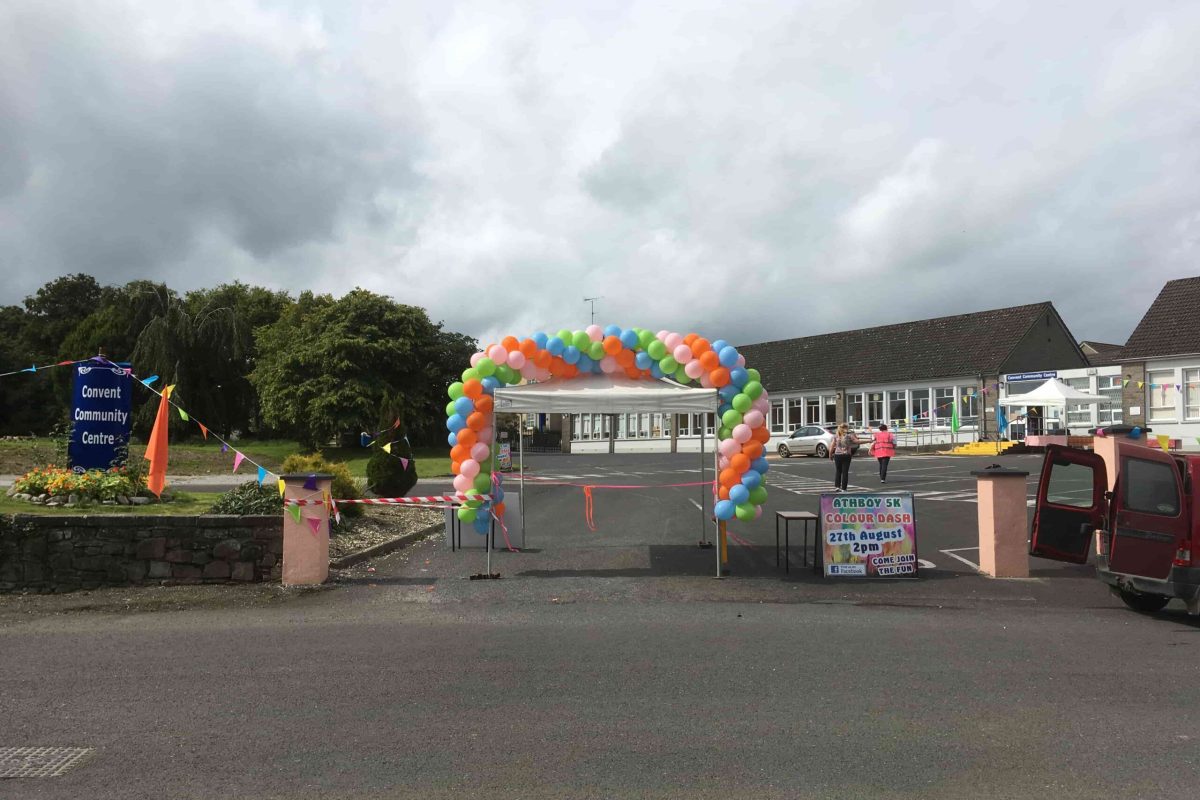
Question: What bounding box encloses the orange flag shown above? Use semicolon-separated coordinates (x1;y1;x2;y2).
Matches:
143;385;174;497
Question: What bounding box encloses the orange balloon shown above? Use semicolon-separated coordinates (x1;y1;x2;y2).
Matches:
474;395;494;414
615;349;635;367
718;486;730;500
467;411;486;431
494;501;506;516
502;336;520;351
719;468;740;487
456;428;477;448
520;338;538;357
534;350;552;368
463;379;483;399
548;359;564;376
711;368;731;387
752;426;771;444
451;444;468;462
692;338;711;356
624;366;641;380
699;350;720;370
731;454;750;474
451;460;461;475
683;333;698;346
602;336;622;355
741;441;764;460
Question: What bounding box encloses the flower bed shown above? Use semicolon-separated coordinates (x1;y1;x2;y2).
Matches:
7;465;154;507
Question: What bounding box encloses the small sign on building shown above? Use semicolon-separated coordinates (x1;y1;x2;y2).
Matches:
820;492;919;578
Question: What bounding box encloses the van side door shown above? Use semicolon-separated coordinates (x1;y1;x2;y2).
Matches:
1107;447;1188;580
1030;445;1107;564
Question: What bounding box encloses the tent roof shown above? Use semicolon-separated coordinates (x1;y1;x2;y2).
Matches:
493;373;718;413
1003;377;1105;405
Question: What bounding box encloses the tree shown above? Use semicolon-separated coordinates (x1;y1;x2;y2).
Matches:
22;274;111;360
252;289;475;450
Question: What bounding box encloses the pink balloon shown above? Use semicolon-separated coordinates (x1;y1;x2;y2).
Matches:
507;351;526;369
586;325;603;341
752;396;770;414
453;473;472;493
736;355;746;367
600;355;618;373
664;333;683;350
477;426;494;444
743;410;765;429
718;456;731;470
684;359;704;379
460;459;480;478
534;367;552;381
470;443;490;462
758;389;769;402
487;345;508;364
470;352;485;367
520;361;537;378
700;373;715;388
673;344;693;363
719;438;741;457
754;506;763;519
732;424;752;443
656;330;669;340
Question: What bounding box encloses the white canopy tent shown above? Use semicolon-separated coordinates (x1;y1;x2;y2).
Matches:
1002;377;1106;406
492;373;722;574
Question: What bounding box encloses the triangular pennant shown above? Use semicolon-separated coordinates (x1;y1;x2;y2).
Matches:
359;432;373;447
1157;434;1170;452
382;442;392;453
198;422;208;440
392;418;401;430
220;442;229;454
56;360;74;366
303;474;318;490
232;451;245;472
1137;382;1144;389
178;408;189;422
141;375;159;386
306;516;322;536
23;365;36;373
400;457;409;469
257;466;267;485
163;384;175;398
277;479;286;498
287;503;302;524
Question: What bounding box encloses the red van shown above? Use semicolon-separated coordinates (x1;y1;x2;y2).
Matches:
1030;442;1200;614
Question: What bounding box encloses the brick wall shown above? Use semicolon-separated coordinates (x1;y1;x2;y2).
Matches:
1120;363;1146;427
0;515;282;593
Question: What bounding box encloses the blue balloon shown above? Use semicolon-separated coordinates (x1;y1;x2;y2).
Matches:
533;331;549;349
635;351;653;370
650;362;664;379
603;324;622;338
729;484;750;505
447;414;466;432
741;471;762;489
494;485;505;502
592;360;604;373
718;384;739;401
563;345;581;364
620;329;639;349
711;339;729;353
473;515;490;535
718;346;740;368
481;376;500;394
447;431;458;447
577;353;594;372
718;402;733;416
454;396;474;416
714;499;735;521
547;336;565;356
360;432;373;447
751;457;770;474
729;367;749;387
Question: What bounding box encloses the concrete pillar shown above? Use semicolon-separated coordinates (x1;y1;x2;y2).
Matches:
670;414;679;453
972;466;1030;578
561;414;573;454
609;414;616;454
281;472;333;586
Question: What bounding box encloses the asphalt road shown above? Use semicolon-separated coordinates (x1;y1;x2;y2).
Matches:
4;452;1200;799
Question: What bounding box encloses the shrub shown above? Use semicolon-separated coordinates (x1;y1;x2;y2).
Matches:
279;452;364;518
13;465;147;502
365;442;417;499
208;481;283;515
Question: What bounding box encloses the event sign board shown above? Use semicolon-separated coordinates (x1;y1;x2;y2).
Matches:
497;443;512;470
820;492;918;578
68;363;132;473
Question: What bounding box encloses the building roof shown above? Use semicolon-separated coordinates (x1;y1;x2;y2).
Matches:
738;302;1064;393
1118;277;1200;361
1079;340;1123;366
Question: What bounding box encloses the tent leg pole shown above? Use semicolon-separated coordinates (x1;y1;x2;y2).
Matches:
519;414;526;542
699;421;707;546
487;409;497;577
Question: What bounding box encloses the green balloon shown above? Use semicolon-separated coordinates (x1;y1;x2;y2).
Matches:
446;400;458;417
473;473;492;494
718;426;732;440
495;365;514;384
746;368;761;384
749;485;768;505
573;331;591;350
735;502;756;521
743;380;764;400
722;409;743;428
464;496;483;508
448;381;464;400
638;330;655;349
659;356;678;373
462;367;480;383
673;366;690;384
457;506;477;523
588;341;605;360
732;393;752;413
647;340;667;360
476;357;496;377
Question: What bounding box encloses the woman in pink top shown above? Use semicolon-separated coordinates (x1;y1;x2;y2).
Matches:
869;423;896;483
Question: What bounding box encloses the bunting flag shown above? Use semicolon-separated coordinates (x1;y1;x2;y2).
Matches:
1157;434;1170;452
326;491;340;525
141;375;159;386
400;457;410;470
232;451;245;472
306;516;322;536
178;408;189;422
303;474;318;490
1122;379;1130;387
143;384;173;498
382;442;392;453
221;443;229;454
198;422;208;440
951;397;961;433
393;418;401;430
360;432;374;447
287;503;302;524
277;479;286;498
1138;382;1144;389
257;466;267;485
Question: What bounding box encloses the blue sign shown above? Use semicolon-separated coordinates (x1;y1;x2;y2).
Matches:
1004;370;1057;382
68;363;132;473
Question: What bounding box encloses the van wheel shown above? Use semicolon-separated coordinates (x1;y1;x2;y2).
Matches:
1117;589;1170;613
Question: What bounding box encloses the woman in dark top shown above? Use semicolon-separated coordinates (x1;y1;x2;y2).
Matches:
829;423;859;492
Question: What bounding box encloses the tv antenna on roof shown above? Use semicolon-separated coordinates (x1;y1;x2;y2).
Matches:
583;296;603;325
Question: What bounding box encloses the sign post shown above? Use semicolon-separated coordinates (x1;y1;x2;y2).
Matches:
820;492;919;578
68;362;132;473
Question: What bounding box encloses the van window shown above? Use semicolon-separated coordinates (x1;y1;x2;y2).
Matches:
1122;458;1180;517
1046;460;1095;508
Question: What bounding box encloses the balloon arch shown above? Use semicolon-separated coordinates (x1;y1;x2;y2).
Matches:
444;325;772;536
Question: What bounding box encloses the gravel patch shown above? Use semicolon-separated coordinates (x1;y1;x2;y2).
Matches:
328;505;442;559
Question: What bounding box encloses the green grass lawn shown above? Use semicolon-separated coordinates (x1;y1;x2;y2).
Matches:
0;438;453;479
0;491;221;516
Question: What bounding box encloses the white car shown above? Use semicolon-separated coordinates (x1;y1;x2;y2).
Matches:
777;426;835;458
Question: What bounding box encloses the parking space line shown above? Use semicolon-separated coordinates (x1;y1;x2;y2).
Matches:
939;548;981;570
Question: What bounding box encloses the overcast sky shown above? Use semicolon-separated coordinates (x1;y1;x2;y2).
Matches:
2;1;1198;347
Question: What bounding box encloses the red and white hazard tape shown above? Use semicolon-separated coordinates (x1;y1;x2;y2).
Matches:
285;494;490;507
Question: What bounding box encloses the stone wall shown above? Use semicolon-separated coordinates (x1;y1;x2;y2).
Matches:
0;515;282;593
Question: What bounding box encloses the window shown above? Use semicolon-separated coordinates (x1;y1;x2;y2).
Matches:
1186;369;1200;420
1098;376;1122;424
934;388;955;428
845;393;864;426
1122;457;1180;517
638;413;649;438
787;398;804;430
770;400;785;433
704;412;715;435
1046;460;1096;508
867;392;884;426
1065;378;1093;427
960;387;978;423
913;389;931;427
888;391;907;426
823;396;837;425
806;397;820;425
1148;370;1177;422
